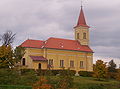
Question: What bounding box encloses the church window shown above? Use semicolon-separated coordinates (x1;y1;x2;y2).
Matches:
80;61;84;68
48;59;53;66
70;61;74;68
60;60;64;67
83;33;86;39
77;33;79;39
22;58;26;66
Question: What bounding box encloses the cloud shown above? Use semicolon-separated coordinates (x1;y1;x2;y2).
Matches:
0;0;120;59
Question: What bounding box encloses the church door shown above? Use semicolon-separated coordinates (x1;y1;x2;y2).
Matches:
38;63;41;69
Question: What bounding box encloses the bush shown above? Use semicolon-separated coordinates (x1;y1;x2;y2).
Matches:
19;71;38;85
57;69;74;89
0;68;38;85
36;69;76;76
0;69;19;85
20;69;35;75
78;71;93;77
35;69;47;76
107;72;117;79
59;69;76;76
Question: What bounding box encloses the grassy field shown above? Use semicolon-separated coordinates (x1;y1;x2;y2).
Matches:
73;76;120;89
0;85;32;89
0;76;120;89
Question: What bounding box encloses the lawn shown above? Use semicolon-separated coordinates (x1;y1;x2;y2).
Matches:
73;76;120;89
0;76;120;89
0;85;32;89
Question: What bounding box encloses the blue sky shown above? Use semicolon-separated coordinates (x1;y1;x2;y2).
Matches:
0;0;120;63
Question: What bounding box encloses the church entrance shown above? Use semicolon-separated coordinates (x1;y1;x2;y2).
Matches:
38;63;41;69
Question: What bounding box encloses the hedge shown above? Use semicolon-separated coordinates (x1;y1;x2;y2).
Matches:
36;69;76;76
78;71;93;77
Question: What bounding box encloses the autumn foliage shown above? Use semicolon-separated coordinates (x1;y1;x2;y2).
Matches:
0;45;14;68
93;60;108;80
32;76;54;89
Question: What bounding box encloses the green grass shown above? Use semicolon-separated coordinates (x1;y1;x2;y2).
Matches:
0;76;120;89
0;85;32;89
73;76;120;89
74;76;118;84
49;76;120;89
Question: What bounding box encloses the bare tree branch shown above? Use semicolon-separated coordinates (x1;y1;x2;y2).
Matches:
0;30;16;46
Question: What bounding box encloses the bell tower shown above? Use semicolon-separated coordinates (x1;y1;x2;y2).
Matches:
74;6;90;45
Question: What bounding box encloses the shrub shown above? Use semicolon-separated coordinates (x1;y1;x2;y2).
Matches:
51;70;60;75
36;69;47;76
19;70;38;85
32;76;54;89
107;72;117;79
115;69;120;81
20;69;35;75
57;68;74;89
0;68;38;85
78;71;93;77
0;68;19;85
36;69;76;76
52;70;76;76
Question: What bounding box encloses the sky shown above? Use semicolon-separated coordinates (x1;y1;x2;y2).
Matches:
0;0;120;64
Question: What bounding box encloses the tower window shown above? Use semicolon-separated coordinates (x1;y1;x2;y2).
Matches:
77;33;79;39
60;60;64;67
83;33;86;39
22;58;26;66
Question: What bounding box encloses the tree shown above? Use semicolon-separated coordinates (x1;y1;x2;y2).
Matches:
0;30;16;46
108;60;116;72
14;46;25;64
0;45;14;68
0;31;25;68
93;60;108;80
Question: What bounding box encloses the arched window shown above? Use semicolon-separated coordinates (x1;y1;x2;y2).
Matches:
22;58;25;66
38;63;41;69
83;33;86;39
77;33;79;39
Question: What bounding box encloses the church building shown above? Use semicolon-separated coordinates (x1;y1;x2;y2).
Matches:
20;7;93;72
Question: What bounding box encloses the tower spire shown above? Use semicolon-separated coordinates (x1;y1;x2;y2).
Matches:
81;0;83;8
75;6;89;28
74;5;90;45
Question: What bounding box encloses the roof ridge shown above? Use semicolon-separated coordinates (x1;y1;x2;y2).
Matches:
27;39;44;41
48;37;77;41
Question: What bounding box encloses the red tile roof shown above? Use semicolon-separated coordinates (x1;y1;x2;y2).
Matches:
20;39;44;48
20;37;93;52
44;37;93;52
75;6;90;28
30;56;47;61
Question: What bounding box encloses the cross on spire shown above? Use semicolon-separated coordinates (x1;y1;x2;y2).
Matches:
81;0;83;7
75;2;90;28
